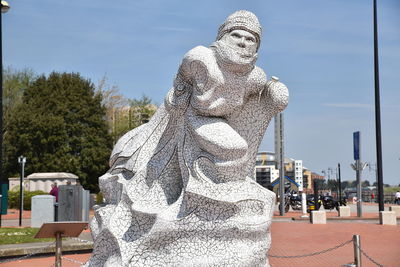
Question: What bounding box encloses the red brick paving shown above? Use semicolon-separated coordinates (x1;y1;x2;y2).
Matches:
1;221;398;267
1;209;31;220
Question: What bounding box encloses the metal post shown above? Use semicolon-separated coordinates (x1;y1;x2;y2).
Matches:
275;113;285;215
0;1;4;219
55;231;62;267
338;163;342;203
373;0;384;212
352;132;367;217
18;156;26;227
353;234;361;267
355;160;362;217
0;3;9;229
313;179;319;210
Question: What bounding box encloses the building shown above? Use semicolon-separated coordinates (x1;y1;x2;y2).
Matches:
8;172;79;192
254;152;279;188
255;151;322;192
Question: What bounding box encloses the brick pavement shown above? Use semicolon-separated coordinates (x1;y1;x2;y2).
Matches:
1;221;398;267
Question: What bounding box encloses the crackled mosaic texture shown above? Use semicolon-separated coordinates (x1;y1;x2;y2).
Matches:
86;10;289;267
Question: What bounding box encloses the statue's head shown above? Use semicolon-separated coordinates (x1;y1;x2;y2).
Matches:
212;10;261;73
216;10;262;55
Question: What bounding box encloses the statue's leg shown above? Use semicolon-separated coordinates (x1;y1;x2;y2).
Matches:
187;114;248;161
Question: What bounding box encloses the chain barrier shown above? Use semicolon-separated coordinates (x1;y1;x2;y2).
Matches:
0;241;56;264
358;244;385;267
269;239;353;259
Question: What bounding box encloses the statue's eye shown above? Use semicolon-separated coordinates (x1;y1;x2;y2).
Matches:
231;33;241;38
246;37;255;43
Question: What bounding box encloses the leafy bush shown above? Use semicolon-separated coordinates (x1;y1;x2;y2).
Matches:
8;190;47;210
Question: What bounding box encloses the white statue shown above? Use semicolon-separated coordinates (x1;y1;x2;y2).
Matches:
86;10;288;267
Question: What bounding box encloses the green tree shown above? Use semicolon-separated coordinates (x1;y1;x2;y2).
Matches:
128;95;157;128
2;67;37;157
4;72;112;192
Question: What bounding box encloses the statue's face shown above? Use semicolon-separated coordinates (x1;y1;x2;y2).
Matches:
221;29;258;56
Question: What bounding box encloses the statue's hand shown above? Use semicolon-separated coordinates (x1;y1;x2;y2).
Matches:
259;76;289;111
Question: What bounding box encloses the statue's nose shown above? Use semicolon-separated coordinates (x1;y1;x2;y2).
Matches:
238;37;246;48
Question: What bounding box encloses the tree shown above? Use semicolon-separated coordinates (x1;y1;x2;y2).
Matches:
128;95;157;128
95;75;128;142
95;77;157;143
2;67;37;148
3;66;36;114
4;72;112;192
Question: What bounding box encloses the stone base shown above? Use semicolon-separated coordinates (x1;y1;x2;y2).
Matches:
311;210;326;224
31;195;55;228
379;211;397;225
338;206;350;217
389;206;400;217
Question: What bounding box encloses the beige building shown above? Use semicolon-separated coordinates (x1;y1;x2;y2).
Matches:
8;172;78;192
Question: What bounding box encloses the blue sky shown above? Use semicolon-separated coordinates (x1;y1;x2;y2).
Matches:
4;0;400;185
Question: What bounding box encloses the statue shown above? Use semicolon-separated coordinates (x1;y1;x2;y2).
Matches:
86;10;289;267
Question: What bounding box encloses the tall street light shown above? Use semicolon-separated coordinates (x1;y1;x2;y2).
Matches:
0;0;10;224
373;0;384;212
18;155;26;227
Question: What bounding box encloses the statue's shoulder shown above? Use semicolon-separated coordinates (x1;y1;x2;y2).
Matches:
247;65;267;88
183;46;214;64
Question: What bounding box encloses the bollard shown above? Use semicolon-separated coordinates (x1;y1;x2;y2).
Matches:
301;193;308;218
353;235;361;267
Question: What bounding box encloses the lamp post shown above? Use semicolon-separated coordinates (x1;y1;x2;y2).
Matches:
0;1;10;227
373;0;384;213
18;156;26;227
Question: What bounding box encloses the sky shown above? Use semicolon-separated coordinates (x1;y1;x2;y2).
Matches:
3;0;400;185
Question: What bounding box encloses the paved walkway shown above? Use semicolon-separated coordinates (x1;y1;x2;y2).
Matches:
0;220;398;267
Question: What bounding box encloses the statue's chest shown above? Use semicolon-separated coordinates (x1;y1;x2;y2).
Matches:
192;70;250;117
211;71;248;107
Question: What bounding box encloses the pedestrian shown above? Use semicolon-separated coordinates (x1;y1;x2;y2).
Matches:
395;191;400;205
50;183;59;202
371;192;375;203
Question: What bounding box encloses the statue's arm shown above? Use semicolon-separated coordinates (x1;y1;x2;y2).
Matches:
175;46;210;93
262;76;289;113
165;46;210;112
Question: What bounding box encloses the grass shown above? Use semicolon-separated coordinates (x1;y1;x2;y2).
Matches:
0;228;54;245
